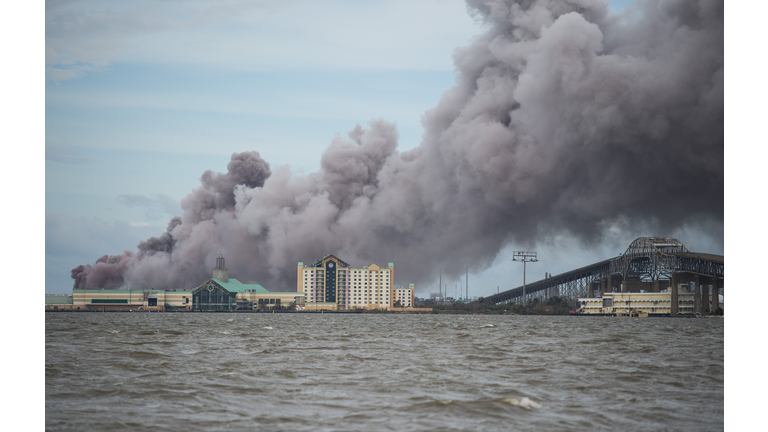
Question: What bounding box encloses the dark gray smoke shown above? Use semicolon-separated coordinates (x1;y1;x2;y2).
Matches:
181;150;273;224
72;251;134;290
72;0;723;292
137;217;182;255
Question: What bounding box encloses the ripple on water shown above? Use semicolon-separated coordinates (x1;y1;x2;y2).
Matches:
45;313;724;432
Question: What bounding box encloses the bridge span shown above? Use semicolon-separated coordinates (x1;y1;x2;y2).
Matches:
484;237;723;314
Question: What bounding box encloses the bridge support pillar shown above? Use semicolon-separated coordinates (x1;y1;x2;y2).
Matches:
670;274;678;315
693;275;701;313
712;277;720;313
621;281;628;293
607;276;613;293
652;279;661;293
700;283;708;313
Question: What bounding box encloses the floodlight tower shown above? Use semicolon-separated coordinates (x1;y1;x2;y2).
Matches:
513;251;538;306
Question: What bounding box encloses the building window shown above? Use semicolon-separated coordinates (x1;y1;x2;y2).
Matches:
91;299;129;304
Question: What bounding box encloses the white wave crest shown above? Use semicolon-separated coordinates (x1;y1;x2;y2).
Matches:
500;397;542;409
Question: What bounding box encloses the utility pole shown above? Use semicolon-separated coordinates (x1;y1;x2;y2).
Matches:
513;251;538;306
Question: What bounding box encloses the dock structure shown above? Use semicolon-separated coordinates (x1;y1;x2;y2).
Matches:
485;237;723;313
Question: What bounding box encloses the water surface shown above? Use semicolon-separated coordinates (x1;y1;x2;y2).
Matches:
46;313;724;431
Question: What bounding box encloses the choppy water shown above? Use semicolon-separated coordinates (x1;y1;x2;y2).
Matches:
46;313;723;431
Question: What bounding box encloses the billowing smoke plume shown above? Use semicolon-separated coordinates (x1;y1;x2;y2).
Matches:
72;0;723;291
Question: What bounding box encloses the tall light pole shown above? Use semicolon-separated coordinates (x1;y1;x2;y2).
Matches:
439;269;442;304
466;263;469;301
513;251;538;306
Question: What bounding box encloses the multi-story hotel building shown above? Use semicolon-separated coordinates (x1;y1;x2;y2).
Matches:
297;254;398;310
393;284;415;308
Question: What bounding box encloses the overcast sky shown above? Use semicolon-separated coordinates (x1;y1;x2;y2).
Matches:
41;0;726;296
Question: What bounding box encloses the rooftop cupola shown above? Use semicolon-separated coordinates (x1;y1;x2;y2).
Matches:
213;253;229;282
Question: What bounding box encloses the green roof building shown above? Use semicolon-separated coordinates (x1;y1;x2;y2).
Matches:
192;253;298;311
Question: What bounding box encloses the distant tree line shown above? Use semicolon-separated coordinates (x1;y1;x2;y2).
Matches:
416;296;572;315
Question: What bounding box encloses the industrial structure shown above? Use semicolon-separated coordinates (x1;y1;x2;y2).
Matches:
485;237;724;315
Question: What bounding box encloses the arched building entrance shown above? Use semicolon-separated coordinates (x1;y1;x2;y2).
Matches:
192;280;236;311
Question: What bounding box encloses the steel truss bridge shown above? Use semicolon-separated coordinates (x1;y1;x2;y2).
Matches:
484;237;724;306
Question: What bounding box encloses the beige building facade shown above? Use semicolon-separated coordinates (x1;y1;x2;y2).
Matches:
58;286;300;312
70;289;193;312
578;285;721;316
393;284;415;308
299;254;413;310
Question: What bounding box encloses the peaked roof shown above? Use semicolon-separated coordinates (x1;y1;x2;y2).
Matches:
309;254;350;268
210;278;269;293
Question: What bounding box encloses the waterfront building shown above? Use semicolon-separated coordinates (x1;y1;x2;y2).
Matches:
297;254;398;310
577;285;722;315
70;288;192;312
51;254;300;312
394;284;415;308
45;295;73;311
56;284;298;313
48;254;416;313
193;254;301;311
